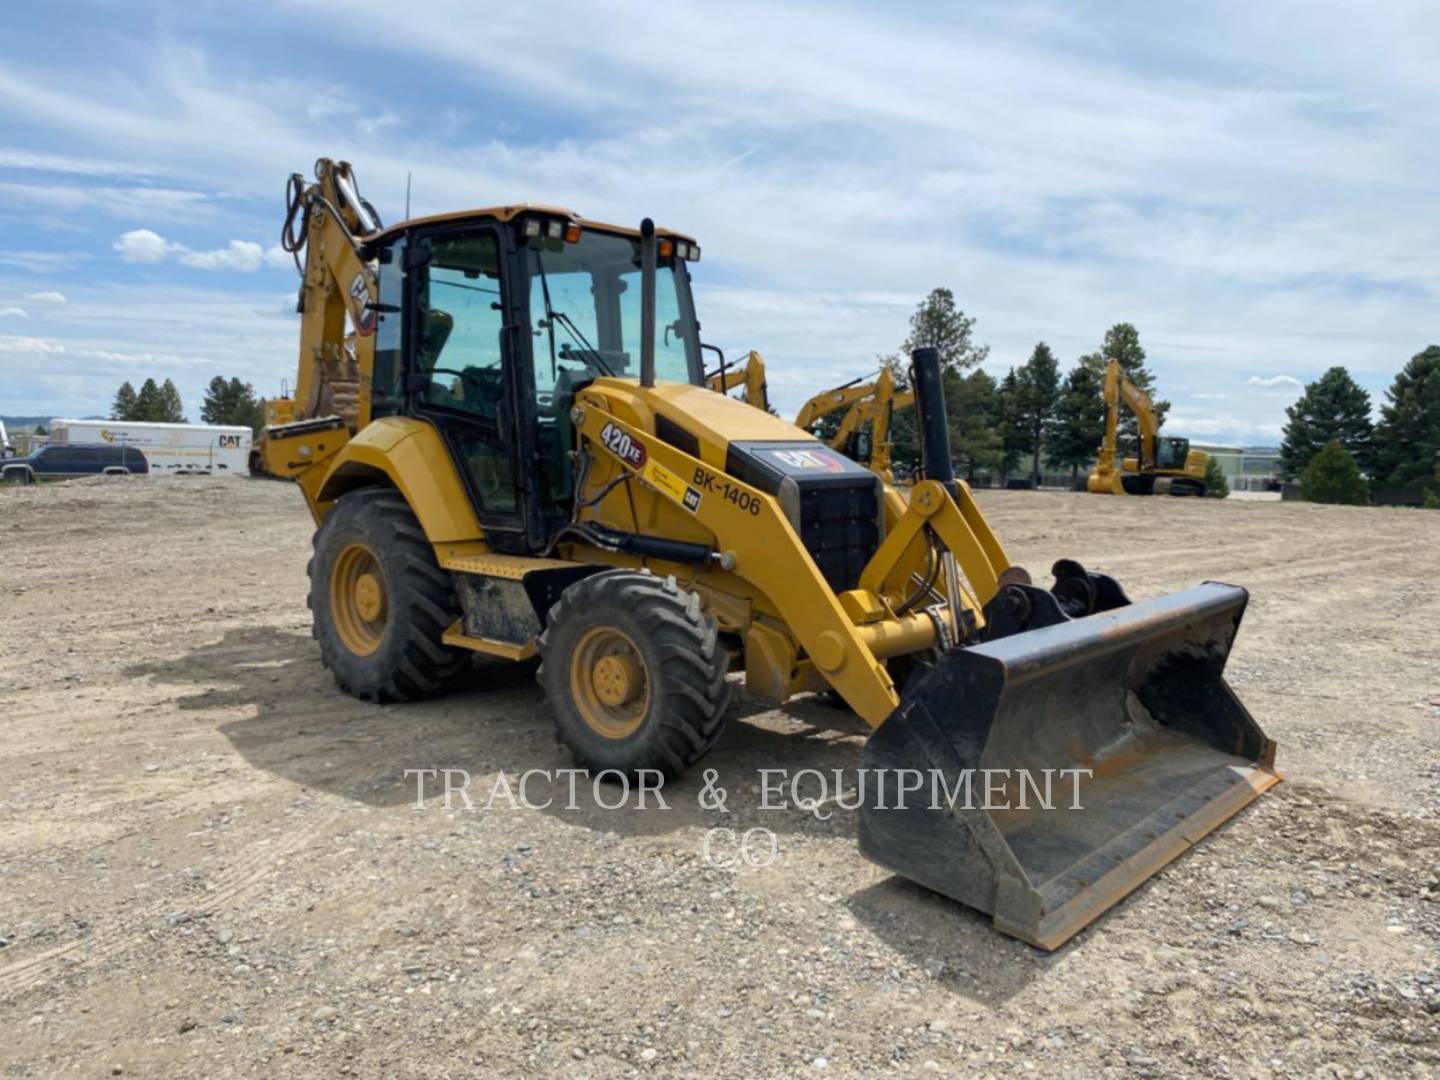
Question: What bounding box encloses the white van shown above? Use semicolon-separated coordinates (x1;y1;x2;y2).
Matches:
48;419;252;476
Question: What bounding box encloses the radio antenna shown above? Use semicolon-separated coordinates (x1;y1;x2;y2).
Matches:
405;171;412;219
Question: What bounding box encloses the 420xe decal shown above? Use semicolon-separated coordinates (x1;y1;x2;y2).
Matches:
599;422;647;470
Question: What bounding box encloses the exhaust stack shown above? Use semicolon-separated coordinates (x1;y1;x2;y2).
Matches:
910;346;963;643
639;217;656;388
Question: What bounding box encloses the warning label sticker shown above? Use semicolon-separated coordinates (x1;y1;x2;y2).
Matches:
644;459;702;513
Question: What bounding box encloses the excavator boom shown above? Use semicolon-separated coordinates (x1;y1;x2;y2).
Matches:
793;368;913;478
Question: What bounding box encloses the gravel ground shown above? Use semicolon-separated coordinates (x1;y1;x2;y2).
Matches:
1;476;1437;1077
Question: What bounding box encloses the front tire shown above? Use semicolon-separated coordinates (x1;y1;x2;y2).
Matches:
309;487;468;702
539;571;730;778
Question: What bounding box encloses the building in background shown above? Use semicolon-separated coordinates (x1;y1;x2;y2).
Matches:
1191;443;1282;492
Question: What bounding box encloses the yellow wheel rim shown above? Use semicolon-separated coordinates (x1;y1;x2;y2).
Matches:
571;626;649;739
330;542;387;656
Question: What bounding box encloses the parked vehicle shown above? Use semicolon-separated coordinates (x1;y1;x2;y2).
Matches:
0;442;149;483
48;419;251;475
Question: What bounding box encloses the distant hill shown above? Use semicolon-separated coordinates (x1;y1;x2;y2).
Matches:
0;414;106;427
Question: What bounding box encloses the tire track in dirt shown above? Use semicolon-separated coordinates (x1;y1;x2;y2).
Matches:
0;766;387;1000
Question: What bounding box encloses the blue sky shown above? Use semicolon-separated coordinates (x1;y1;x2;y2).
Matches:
3;1;1439;443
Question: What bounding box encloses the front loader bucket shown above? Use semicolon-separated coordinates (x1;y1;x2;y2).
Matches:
857;582;1278;950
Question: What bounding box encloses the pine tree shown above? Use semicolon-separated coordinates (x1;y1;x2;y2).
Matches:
1047;361;1106;478
201;376;263;433
946;368;1004;481
901;288;989;372
112;381;139;421
157;379;186;423
1372;345;1440;492
1203;455;1229;498
134;378;162;421
1301;440;1368;505
1014;342;1060;484
1278;366;1374;479
995;369;1028;479
200;376;233;424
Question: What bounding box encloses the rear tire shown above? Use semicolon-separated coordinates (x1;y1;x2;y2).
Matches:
309;487;468;702
538;571;730;779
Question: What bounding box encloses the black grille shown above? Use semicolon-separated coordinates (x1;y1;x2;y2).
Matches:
725;440;881;594
798;480;880;592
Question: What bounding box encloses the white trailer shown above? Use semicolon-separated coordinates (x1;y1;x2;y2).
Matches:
49;419;252;476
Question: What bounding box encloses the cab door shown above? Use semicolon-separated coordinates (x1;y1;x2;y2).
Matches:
400;224;537;550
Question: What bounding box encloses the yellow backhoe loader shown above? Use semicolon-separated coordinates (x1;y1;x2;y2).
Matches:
264;159;1277;949
706;350;769;412
793;368;913;480
1088;358;1208;495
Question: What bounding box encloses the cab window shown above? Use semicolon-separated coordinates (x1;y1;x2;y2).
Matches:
414;232;506;421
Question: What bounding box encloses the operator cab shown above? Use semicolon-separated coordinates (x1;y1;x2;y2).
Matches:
366;210;705;552
1154;435;1190;471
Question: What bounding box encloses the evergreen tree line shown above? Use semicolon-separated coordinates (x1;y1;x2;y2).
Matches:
880;289;1167;485
1277;348;1440;506
873;290;1440;507
111;376;264;433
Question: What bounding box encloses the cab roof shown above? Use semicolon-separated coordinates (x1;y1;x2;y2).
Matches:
367;204;696;246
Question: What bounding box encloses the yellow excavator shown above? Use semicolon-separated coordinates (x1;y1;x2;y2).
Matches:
263;158;1277;949
706;350;769;412
793;368;913;480
1088;358;1208;496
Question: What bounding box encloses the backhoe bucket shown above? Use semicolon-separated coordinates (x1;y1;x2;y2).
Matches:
857;582;1278;950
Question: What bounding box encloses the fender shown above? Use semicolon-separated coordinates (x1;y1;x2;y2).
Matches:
309;417;483;542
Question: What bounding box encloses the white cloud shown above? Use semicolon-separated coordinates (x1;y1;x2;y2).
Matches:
0;307;26;318
115;228;181;264
0;334;66;354
22;291;66;303
1247;375;1304;388
0;181;213;221
0;250;88;274
179;239;266;271
3;5;1440;435
113;229;292;273
0;146;157;177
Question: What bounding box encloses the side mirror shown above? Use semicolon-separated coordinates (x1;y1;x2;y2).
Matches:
403;245;433;271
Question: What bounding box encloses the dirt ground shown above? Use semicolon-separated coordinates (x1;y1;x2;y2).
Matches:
1;476;1436;1078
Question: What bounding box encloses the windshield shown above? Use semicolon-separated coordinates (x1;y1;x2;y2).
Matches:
524;229;701;393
